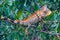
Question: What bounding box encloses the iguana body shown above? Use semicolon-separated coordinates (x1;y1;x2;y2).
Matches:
14;5;51;26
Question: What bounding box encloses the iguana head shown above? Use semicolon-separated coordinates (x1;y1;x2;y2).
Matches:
40;5;51;17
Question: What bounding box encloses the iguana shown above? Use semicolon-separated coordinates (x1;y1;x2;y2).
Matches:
1;5;51;35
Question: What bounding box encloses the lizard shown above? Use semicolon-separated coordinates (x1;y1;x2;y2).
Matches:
1;5;52;35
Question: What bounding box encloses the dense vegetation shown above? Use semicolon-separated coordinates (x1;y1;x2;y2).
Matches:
0;0;60;40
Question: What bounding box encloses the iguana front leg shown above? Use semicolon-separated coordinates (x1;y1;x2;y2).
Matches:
25;23;31;35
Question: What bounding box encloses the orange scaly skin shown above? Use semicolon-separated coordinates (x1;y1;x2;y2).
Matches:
1;5;51;35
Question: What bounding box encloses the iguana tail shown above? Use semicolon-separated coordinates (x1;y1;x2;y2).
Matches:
1;15;15;24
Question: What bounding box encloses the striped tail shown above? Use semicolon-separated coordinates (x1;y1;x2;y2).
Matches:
1;15;14;23
1;15;20;24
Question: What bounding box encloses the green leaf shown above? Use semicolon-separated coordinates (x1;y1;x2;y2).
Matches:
15;9;22;19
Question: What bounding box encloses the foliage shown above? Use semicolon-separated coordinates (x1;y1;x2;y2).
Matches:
0;0;60;40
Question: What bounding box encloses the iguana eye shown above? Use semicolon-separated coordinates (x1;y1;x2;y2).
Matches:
44;11;47;14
